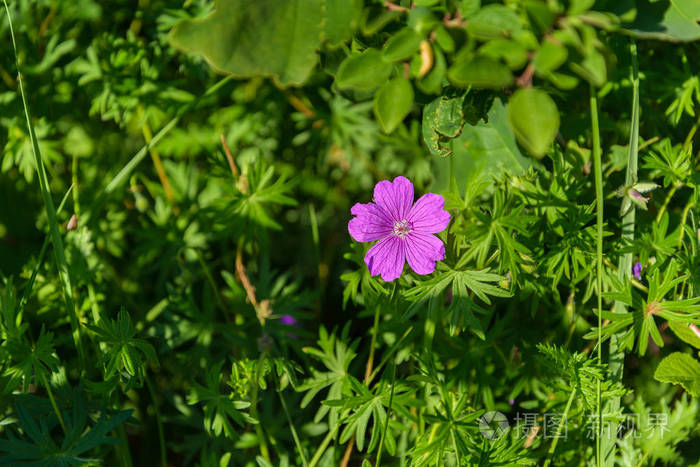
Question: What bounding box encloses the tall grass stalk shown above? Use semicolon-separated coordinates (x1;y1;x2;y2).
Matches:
3;0;85;367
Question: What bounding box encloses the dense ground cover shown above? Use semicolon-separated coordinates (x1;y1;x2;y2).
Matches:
1;0;699;465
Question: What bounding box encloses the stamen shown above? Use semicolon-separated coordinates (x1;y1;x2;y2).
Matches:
393;219;411;238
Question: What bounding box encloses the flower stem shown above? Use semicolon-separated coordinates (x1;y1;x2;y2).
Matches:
543;387;576;467
605;39;640;466
590;81;604;467
145;373;167;467
40;371;67;435
278;388;309;466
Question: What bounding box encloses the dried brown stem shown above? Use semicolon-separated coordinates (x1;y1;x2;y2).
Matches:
221;134;240;178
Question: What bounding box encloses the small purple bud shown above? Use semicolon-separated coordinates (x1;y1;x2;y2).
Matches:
509;398;515;406
633;262;642;281
630;190;648;202
280;315;297;326
690;324;700;341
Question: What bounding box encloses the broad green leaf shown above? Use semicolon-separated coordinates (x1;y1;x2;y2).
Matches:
478;39;528;69
374;78;414;133
382;28;423;62
466;5;522;40
570;50;607;87
668;321;700;349
547;71;579;90
448;56;513;89
569;0;596;15
654;352;700;397
507;88;560;158
525;0;555;34
533;40;568;74
336;49;393;91
169;0;323;87
625;0;700;42
407;6;439;35
422;94;465;157
324;0;362;46
432;98;532;193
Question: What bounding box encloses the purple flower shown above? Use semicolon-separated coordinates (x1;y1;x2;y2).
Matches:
633;262;642;280
280;314;297;326
348;176;450;281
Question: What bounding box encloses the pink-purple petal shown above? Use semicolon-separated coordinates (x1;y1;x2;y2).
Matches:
364;236;406;282
407;193;450;234
405;233;444;275
348;202;394;242
373;176;414;221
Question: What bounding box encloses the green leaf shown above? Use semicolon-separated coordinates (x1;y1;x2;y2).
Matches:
433;98;532;194
466;4;522;40
422;94;465;157
668;321;700;349
478;39;528;69
374;78;414;133
507;88;560;157
533;40;568;75
336;49;394;91
624;0;700;42
382;28;423;62
654;352;700;397
448;56;513;89
169;0;323;87
416;46;446;95
324;0;361;46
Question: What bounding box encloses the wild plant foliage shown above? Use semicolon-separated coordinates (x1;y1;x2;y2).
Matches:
0;0;699;466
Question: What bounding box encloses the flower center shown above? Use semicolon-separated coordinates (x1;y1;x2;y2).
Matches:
392;219;411;238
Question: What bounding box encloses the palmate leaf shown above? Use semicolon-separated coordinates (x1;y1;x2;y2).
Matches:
298;326;357;428
326;376;419;454
587;261;700;356
410;392;491;466
4;328;59;391
0;393;132;466
187;361;257;439
404;265;510;338
86;308;158;387
229;163;298;231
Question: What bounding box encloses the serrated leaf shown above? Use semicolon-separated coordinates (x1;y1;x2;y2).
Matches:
654;352;700;397
668;321;700;349
624;0;700;42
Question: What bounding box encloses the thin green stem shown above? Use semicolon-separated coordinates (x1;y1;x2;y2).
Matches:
656;183;680;223
145;374;167;467
365;302;382;383
375;360;397;467
543;387;576;467
604;40;640;467
278;389;309;466
4;0;84;368
590;82;604;467
250;354;271;462
16;186;73;316
40;371;67;435
308;420;342;467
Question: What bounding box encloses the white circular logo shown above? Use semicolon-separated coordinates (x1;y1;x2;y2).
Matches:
479;411;509;439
